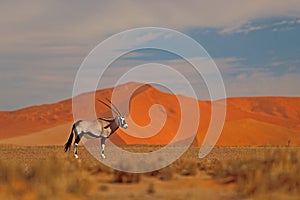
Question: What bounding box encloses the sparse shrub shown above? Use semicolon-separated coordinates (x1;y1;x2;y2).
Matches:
174;159;198;176
198;158;222;176
180;160;197;176
84;160;112;175
144;166;173;181
158;166;173;180
111;156;141;183
112;170;140;183
145;170;159;177
147;182;155;194
99;184;109;191
287;139;291;147
212;149;300;197
0;160;12;183
0;155;91;199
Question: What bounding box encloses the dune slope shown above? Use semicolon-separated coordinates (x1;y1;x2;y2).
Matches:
0;82;299;146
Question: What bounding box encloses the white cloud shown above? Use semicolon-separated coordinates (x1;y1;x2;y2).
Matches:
273;19;300;26
272;26;295;32
220;23;264;34
273;20;290;26
220;17;300;34
269;18;299;32
221;17;300;35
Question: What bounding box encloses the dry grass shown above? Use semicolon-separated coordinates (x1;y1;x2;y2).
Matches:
112;170;141;183
175;158;198;176
0;145;299;199
0;155;91;199
204;148;300;199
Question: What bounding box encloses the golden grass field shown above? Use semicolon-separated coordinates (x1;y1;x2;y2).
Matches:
0;145;299;200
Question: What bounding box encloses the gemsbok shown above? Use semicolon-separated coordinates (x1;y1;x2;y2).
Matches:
64;99;128;159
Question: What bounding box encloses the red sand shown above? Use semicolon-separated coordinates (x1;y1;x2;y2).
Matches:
0;82;299;146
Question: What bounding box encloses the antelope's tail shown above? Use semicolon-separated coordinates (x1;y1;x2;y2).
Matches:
64;124;75;152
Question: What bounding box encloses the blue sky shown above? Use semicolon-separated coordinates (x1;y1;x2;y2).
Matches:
0;1;300;110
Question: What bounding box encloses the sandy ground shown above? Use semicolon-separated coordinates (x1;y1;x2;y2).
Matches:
1;145;299;199
0;145;239;200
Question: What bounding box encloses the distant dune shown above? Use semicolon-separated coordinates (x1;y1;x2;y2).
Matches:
0;82;299;146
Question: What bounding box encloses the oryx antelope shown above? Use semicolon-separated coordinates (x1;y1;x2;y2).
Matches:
64;99;128;159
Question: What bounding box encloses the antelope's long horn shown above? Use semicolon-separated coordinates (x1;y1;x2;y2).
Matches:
105;97;122;116
97;99;119;116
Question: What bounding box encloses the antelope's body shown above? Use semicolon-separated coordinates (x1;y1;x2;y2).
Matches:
64;99;128;159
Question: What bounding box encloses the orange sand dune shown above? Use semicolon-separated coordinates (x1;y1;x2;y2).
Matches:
0;82;143;139
217;118;300;146
0;122;126;146
226;97;300;129
0;123;73;146
0;82;299;146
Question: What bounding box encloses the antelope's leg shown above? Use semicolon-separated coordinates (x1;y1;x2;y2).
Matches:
74;143;78;158
100;136;106;159
73;133;82;158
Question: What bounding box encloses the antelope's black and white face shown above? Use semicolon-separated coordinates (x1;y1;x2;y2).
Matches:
119;116;128;129
97;98;128;129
